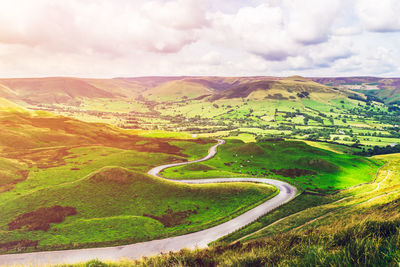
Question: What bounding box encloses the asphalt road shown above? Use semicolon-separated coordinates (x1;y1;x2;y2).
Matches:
0;139;297;266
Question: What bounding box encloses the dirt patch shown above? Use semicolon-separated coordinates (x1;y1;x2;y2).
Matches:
143;207;198;227
270;168;316;178
8;205;77;231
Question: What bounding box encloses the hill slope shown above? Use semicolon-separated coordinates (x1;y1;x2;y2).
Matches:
210;76;349;101
0;77;133;105
142;80;215;101
0;166;274;252
311;76;400;103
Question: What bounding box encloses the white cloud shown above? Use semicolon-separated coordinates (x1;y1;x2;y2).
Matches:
356;0;400;32
0;0;208;55
284;0;341;45
0;0;399;77
201;51;222;65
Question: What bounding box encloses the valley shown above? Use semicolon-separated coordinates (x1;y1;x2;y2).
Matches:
3;1;400;265
8;76;400;153
1;75;400;266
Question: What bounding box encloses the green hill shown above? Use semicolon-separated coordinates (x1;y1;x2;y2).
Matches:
84;152;400;267
312;76;400;104
162;139;381;193
0;108;276;253
210;76;344;101
142;79;214;101
0;166;275;252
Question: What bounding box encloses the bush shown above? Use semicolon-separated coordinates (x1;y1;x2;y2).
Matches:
85;259;108;267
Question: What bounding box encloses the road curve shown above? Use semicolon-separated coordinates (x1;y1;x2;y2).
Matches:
0;139;297;266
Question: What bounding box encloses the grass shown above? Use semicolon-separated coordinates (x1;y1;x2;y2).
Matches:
0;111;278;254
0;157;28;193
215;193;334;244
162;139;381;193
73;153;400;267
0;166;276;253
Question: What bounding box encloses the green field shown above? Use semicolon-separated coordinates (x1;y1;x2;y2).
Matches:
162;139;381;193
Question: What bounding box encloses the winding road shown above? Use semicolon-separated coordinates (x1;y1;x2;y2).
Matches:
0;139;297;266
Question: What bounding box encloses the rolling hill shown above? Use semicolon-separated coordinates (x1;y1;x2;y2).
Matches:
0;76;364;107
0;106;278;253
0;165;274;252
142;79;215;101
209;76;346;101
311;76;400;104
0;77;141;105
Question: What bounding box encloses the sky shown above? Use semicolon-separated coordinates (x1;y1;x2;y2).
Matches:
0;0;399;78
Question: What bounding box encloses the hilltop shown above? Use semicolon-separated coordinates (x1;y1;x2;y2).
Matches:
0;76;355;106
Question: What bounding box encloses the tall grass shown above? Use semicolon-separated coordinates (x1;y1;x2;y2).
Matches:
70;219;400;267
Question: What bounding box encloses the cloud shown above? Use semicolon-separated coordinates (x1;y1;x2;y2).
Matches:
142;0;208;30
200;51;222;65
208;4;295;61
0;0;399;77
356;0;400;32
206;0;345;62
284;0;342;45
0;0;208;55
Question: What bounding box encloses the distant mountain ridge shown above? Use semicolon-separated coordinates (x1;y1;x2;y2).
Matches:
0;75;390;107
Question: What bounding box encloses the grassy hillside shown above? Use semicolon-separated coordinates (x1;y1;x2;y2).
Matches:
75;152;400;267
312;76;400;104
210;76;344;101
0;108;278;253
82;78;145;97
0;167;275;252
0;77;121;104
0;157;28;193
162;139;381;193
143;80;214;101
0;97;25;111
